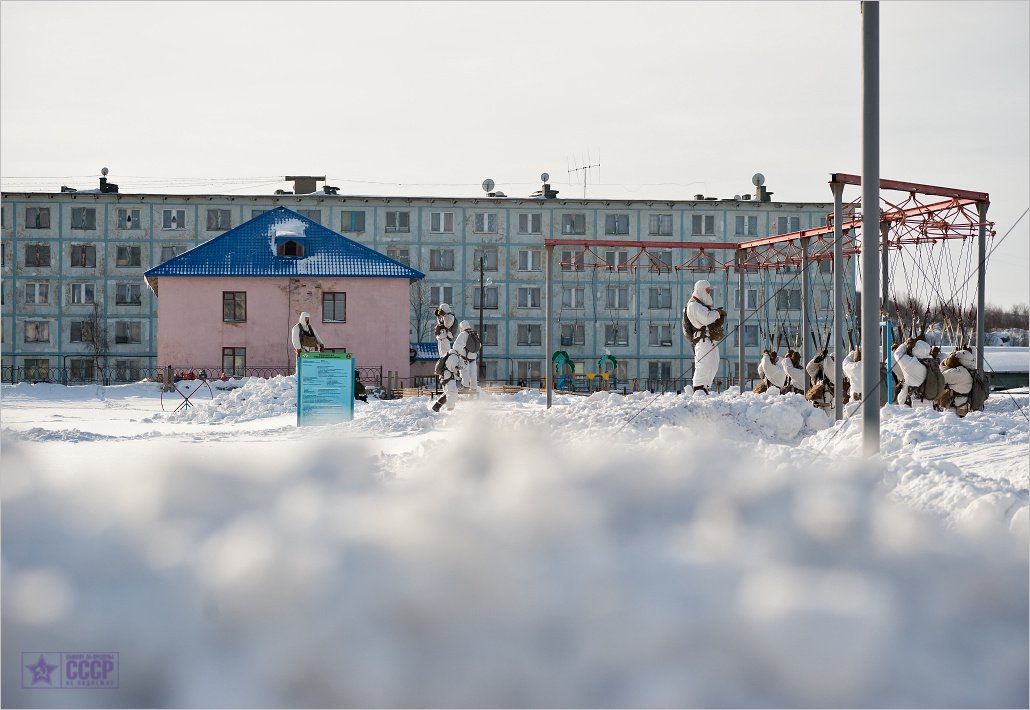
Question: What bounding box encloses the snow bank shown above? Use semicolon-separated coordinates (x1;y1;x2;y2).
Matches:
3;392;1027;707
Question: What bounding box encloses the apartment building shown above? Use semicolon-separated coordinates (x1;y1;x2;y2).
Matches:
1;176;837;387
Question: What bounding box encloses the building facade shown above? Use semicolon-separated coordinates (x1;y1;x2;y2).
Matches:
1;177;837;387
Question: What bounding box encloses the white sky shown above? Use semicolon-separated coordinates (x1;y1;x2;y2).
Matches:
2;1;1027;307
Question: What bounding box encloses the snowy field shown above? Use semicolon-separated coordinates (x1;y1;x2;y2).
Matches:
2;377;1028;708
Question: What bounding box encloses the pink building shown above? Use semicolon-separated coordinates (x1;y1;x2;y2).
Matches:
145;207;424;381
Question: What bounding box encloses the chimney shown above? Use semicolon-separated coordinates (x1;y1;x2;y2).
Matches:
284;175;326;195
99;177;119;193
755;185;773;202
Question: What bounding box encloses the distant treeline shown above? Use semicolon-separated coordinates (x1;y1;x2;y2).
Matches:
882;296;1029;341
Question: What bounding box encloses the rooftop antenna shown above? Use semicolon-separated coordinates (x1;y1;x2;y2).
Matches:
568;150;601;199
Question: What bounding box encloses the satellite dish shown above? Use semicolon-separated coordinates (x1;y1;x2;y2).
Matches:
752;173;765;187
482;178;495;193
541;172;550;182
101;167;109;176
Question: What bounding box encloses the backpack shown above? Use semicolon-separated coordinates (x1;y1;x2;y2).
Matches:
969;370;989;411
919;357;947;401
465;329;481;354
682;306;699;343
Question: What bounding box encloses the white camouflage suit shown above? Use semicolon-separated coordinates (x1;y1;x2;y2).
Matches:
940;347;976;416
758;351;788;393
434;303;457;358
892;338;933;407
684;279;723;394
431;350;462;412
452;320;479;390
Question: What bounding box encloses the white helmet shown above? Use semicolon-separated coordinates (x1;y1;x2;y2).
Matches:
459;320;472;331
438;303;452;314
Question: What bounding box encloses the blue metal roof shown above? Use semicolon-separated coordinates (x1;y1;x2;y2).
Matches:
145;207;424;289
412;341;441;361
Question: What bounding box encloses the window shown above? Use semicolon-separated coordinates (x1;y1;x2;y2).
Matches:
560;250;584;272
518;249;541;271
648;287;672;309
342;210;366;233
648;361;672;381
116;245;141;267
473;286;499;309
561;213;586;235
743;325;759;347
222;347;246;376
472;248;498;271
71;207;97;230
517;286;541;308
24;321;50;343
25;244;51;267
70;321;95;343
323;292;346;322
116;283;142;305
163;209;186;230
818;258;833;274
24;282;49;305
517;324;542;346
222;291;247;322
518;213;542;234
69;358;95;382
648;250;673;273
735;288;759;310
277;239;305;257
562;286;585;309
604;323;629;346
430;285;453;305
429;249;455;271
605;214;629;235
649;324;673;346
298;209;321;224
776;216;801;235
252;209;268;219
117;208;142;230
385;211;410;233
114;359;142;383
207;209;231;231
695;251;715;272
70;283;95;305
473;212;497;233
776;288;802;310
160;245;183;263
24;358;50;380
560;322;585;346
114;321;142;344
67;244;95;268
516;360;542;384
735;215;759;236
26;207;51;229
606;285;630;310
818;289;831;311
387;247;410;265
691;214;715;236
481;323;498;346
430;211;454;233
605;250;628;271
648;214;673;236
482;360;500;381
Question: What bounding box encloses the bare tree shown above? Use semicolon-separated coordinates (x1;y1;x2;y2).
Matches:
410;279;435;345
84;301;109;381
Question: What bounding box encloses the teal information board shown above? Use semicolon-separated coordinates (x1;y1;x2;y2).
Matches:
297;352;354;426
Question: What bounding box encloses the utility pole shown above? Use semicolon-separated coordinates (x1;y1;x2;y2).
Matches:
479;255;486;383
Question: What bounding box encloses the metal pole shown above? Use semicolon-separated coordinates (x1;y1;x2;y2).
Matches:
801;236;811;392
831;180;845;420
976;200;989;372
545;244;554;408
738;250;746;392
479;256;485;384
880;220;891;362
861;0;880;456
